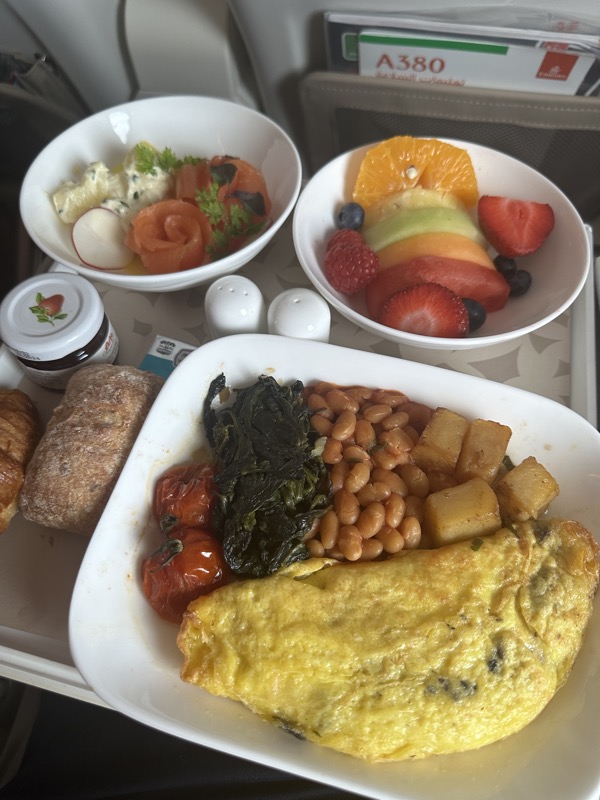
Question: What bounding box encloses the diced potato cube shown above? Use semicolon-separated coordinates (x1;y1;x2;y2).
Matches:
455;418;512;484
411;407;469;475
423;477;502;547
495;456;559;522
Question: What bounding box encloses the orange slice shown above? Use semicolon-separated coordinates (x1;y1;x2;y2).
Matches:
352;136;479;211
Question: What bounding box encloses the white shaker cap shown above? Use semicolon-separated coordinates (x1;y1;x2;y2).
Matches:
267;288;331;342
204;275;267;338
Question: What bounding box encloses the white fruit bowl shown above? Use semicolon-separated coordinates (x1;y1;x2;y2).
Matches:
20;96;302;293
293;140;590;350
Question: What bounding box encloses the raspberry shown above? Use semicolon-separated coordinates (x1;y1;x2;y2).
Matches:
324;242;380;295
326;228;364;251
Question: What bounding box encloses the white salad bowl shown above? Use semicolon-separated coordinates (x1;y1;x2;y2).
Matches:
20;95;302;292
293;139;590;350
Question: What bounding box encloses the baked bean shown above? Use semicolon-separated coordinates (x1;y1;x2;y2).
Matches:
310;414;333;437
357;481;391;506
323;437;343;464
376;525;405;554
306;393;333;418
362;403;393;423
313;381;336;396
399;463;430;497
345;386;373;403
303;515;320;541
333;489;360;525
384;493;406;528
378;427;413;455
331;410;357;441
337;526;363;561
371;446;403;471
402;401;433;433
356;502;385;538
329;461;350;492
325;389;359;415
372;468;408;496
354;418;376;450
343;444;371;463
380;410;410;431
372;390;408;407
402;425;421;445
400;516;422;549
359;538;384;560
305;381;438;563
307;538;325;558
319;509;339;550
344;462;371;494
404;495;425;522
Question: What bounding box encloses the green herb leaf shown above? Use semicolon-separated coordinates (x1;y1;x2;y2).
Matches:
134;142;202;175
196;183;225;226
203;374;332;577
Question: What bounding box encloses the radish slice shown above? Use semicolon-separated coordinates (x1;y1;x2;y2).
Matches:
72;207;132;270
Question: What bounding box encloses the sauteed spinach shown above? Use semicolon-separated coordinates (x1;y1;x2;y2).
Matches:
203;373;331;577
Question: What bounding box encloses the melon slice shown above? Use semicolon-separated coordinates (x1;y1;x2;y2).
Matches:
362;206;487;253
377;232;495;271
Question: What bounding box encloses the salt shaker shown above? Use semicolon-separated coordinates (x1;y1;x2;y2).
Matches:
204;275;267;338
267;288;331;342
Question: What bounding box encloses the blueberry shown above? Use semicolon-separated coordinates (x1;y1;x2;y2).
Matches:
337;202;365;230
493;255;517;280
508;269;532;297
462;298;486;332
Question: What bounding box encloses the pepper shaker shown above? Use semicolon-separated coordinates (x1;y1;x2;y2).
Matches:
267;288;331;342
204;275;267;338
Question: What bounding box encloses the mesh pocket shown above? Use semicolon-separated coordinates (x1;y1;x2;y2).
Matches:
301;72;600;222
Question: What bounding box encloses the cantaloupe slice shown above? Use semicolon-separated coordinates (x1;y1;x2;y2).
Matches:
377;232;495;271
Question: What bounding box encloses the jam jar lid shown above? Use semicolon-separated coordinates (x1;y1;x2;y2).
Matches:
0;270;105;361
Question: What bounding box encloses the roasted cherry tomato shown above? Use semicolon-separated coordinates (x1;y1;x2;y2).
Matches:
142;526;232;623
153;462;216;534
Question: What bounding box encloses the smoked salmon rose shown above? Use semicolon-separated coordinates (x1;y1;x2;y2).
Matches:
125;199;213;274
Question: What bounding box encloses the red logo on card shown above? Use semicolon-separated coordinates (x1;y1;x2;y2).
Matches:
536;51;578;81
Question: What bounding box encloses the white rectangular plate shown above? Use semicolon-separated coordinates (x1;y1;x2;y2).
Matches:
69;334;600;800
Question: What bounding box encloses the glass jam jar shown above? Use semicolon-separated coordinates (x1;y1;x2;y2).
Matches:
0;271;119;389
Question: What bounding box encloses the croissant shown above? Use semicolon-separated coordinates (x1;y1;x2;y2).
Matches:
0;389;42;534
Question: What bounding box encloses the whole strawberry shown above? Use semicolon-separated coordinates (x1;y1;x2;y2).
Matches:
324;242;379;294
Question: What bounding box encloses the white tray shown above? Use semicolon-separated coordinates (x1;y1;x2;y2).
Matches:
0;219;596;703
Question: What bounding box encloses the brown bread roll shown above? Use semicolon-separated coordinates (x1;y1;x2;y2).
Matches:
0;389;42;533
19;364;164;536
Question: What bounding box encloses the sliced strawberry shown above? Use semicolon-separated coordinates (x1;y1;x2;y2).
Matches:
378;283;469;339
477;195;554;258
365;255;510;318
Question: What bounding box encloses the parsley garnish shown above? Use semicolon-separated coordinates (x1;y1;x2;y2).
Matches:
134;142;202;175
196;182;224;227
195;180;267;260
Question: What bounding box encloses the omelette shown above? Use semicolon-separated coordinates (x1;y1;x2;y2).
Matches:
178;519;599;762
